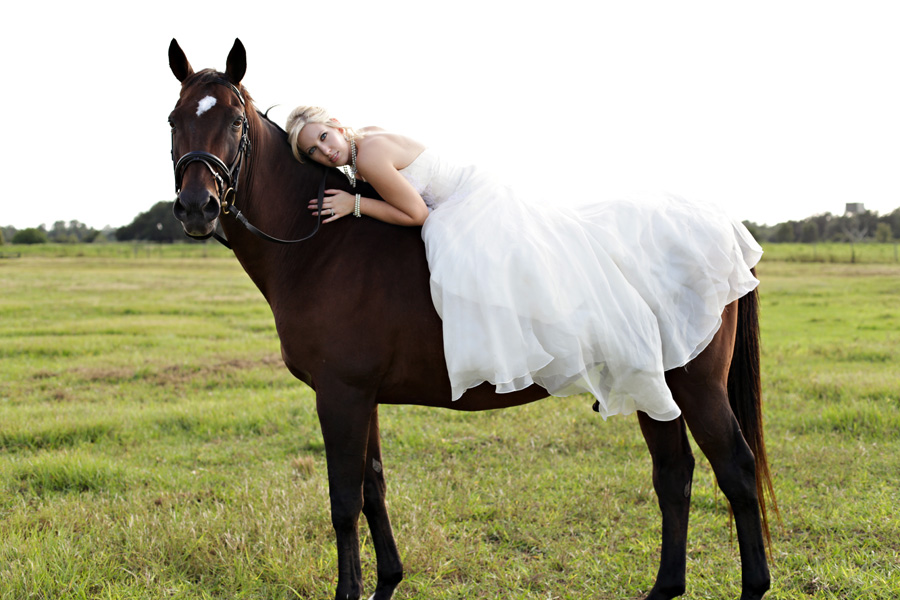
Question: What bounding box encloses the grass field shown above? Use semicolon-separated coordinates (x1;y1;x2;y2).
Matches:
0;246;898;599
760;243;900;264
4;240;898;263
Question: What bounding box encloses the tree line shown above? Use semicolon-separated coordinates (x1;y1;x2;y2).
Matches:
2;202;899;246
1;202;195;245
743;207;900;244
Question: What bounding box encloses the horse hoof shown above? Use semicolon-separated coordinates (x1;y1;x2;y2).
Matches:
642;584;685;600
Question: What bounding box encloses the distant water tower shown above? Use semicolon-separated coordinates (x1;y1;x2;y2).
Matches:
845;202;865;215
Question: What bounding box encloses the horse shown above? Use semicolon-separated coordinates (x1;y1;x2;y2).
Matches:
167;38;776;600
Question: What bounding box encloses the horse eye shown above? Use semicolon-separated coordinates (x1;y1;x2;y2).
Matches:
168;119;175;131
232;118;243;129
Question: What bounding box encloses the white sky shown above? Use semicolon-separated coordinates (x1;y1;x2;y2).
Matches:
3;0;899;230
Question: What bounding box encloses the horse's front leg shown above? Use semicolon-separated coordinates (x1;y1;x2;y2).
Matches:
361;406;403;599
316;383;377;600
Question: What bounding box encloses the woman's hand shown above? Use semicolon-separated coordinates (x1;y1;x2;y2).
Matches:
308;189;356;223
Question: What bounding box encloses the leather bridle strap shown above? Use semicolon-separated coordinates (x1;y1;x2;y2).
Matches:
226;171;328;245
174;151;232;197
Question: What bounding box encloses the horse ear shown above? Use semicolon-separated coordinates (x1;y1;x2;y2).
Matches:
225;38;247;85
169;39;194;82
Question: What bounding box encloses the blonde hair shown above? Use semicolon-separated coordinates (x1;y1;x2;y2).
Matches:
286;105;364;163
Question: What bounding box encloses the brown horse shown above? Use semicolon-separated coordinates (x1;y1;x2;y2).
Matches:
167;38;776;600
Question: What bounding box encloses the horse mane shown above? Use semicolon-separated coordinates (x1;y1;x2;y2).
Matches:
257;109;288;138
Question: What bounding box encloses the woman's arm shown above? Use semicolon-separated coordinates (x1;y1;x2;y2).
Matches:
307;134;429;226
356;150;429;225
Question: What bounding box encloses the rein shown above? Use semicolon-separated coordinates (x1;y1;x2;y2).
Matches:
172;78;326;249
226;174;326;246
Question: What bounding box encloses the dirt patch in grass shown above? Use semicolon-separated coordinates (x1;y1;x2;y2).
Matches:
74;354;284;388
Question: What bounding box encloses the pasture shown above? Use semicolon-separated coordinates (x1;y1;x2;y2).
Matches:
0;246;898;599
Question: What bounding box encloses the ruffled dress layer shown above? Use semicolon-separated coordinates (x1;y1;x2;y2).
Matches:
400;149;762;421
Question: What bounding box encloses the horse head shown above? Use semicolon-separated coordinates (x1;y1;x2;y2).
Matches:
168;39;251;239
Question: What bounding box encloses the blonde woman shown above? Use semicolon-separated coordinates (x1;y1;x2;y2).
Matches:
287;106;427;225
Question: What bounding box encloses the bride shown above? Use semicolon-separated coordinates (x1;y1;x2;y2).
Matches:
286;105;762;422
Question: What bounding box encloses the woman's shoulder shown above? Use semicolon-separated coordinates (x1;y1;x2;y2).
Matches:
357;129;395;149
357;131;426;169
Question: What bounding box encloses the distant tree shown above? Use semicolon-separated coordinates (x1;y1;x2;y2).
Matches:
800;221;819;243
0;228;4;245
742;221;760;241
97;226;118;243
773;222;796;243
48;221;67;242
875;222;893;243
841;214;869;263
12;228;49;244
824;216;845;241
1;226;17;244
742;221;777;243
887;208;900;240
841;214;868;244
803;213;833;241
116;201;187;242
47;220;99;243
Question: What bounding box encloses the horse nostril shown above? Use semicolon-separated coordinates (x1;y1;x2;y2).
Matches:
173;196;187;221
203;195;221;219
172;191;220;222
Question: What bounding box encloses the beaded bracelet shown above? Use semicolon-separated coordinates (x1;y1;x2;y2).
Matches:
353;193;361;218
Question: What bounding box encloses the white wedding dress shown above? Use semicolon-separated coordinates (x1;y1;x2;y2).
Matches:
398;149;762;421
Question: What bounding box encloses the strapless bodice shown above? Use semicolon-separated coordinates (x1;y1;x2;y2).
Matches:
398;149;487;210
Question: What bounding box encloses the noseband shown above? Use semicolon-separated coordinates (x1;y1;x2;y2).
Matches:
171;78;326;247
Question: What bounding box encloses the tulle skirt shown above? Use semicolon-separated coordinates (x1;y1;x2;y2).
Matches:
421;188;762;421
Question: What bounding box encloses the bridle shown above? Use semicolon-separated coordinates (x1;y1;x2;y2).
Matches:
171;78;325;248
172;79;250;219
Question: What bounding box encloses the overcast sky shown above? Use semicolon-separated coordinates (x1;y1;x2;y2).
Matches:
3;0;899;230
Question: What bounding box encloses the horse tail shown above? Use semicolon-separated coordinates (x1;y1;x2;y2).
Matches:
727;271;779;547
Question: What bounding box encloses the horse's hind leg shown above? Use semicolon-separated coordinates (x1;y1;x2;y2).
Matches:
669;306;770;599
676;393;770;599
361;407;403;599
637;412;695;600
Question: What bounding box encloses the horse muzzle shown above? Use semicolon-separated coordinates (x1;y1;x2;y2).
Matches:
173;184;221;238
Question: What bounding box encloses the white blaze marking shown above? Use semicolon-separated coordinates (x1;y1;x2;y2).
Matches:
196;96;217;116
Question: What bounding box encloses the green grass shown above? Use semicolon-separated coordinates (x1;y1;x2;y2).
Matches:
1;249;898;598
754;261;900;599
761;242;900;264
0;242;233;260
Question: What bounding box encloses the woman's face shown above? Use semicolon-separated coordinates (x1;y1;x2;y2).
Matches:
296;122;350;167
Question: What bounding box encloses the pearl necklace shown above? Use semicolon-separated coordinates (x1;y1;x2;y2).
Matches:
347;138;358;188
349;139;361;217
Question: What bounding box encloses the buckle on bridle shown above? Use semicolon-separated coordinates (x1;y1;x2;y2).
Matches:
221;188;236;214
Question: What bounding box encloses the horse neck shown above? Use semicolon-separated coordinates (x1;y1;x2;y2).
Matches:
219;111;334;297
